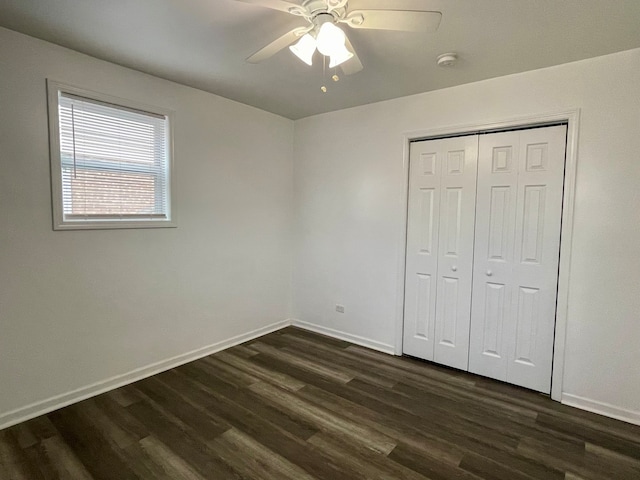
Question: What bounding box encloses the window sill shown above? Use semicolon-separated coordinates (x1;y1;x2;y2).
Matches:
53;220;177;231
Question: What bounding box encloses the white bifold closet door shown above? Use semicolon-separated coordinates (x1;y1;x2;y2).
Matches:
468;125;566;393
403;136;478;369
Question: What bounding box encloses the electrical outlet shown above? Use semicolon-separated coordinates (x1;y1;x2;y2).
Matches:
335;304;345;313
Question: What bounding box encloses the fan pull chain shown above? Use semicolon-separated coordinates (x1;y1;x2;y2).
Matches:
321;55;327;93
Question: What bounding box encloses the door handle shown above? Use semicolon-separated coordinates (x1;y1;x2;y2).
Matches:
451;266;457;272
486;270;493;276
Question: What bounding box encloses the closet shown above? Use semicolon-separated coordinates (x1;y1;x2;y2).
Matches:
402;124;567;394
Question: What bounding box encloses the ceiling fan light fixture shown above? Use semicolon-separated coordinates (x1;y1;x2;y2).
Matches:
316;21;347;57
289;33;317;66
328;44;354;68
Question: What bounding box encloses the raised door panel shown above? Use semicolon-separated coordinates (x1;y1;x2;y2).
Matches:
417;188;436;254
513;286;541;366
433;137;478;370
414;274;433;338
438;276;459;347
481;282;507;358
487;186;512;261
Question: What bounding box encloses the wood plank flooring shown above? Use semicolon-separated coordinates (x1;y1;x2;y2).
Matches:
2;326;639;479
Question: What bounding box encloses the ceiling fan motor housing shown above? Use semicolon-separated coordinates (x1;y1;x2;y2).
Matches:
300;0;348;22
313;12;334;30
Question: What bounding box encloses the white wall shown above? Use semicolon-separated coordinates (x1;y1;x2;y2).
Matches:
293;48;640;421
0;27;294;426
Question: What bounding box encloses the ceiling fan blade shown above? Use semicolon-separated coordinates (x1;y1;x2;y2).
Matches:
246;27;307;63
341;36;363;75
345;10;442;32
233;0;305;15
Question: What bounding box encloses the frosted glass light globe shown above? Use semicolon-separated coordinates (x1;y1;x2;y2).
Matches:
329;44;353;68
316;22;346;57
289;34;317;66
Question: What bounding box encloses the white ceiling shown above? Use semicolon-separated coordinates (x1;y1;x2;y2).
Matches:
1;0;640;119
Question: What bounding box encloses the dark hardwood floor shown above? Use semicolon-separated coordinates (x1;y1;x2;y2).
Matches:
1;326;639;479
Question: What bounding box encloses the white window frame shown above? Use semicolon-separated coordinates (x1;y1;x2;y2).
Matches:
47;80;176;230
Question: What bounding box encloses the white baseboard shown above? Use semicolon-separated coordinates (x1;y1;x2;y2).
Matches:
0;319;291;431
291;319;396;355
562;393;640;426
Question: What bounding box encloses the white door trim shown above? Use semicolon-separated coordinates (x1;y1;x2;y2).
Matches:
394;109;580;402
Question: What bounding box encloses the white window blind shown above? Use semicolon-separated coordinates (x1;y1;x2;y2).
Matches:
53;89;172;227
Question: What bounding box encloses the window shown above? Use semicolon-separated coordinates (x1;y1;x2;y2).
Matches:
47;80;175;230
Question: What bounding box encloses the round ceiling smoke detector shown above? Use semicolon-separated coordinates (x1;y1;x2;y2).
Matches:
436;53;458;67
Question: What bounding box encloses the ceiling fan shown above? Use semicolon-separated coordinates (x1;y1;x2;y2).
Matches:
234;0;442;75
